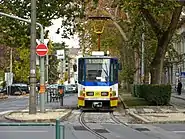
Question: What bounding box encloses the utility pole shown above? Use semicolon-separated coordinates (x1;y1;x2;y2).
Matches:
141;20;145;84
68;57;71;84
10;48;12;74
30;0;37;114
9;48;13;96
141;32;145;83
0;10;45;114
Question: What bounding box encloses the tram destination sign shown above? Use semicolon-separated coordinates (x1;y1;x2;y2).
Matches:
86;59;104;64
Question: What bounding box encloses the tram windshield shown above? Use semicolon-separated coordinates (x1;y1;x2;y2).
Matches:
85;59;110;82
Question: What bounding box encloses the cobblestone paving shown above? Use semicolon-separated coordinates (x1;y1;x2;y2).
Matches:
65;109;142;125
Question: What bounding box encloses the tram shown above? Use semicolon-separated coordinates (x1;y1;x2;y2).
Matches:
76;51;121;109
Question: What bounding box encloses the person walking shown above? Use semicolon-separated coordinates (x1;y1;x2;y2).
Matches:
177;80;182;95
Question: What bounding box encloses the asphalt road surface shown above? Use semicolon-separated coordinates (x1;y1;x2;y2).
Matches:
0;123;184;139
0;93;78;114
1;94;185;139
0;96;28;113
154;123;185;137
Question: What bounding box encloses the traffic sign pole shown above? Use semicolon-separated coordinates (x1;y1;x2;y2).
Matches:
36;43;48;112
36;40;49;104
39;37;45;113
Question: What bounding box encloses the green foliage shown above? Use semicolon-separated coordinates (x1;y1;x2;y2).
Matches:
1;0;82;84
121;94;152;107
48;55;60;84
12;47;39;83
64;72;68;81
0;0;82;47
120;64;135;84
13;47;30;83
132;84;172;105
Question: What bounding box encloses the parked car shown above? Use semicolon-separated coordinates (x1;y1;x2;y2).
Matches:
8;83;29;95
0;88;7;95
65;84;76;94
71;84;78;93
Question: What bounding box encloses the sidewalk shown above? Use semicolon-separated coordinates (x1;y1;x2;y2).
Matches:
121;93;185;124
4;109;72;122
3;94;77;122
171;93;185;101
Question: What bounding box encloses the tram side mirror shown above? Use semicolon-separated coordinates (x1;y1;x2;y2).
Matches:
73;64;77;72
118;63;122;70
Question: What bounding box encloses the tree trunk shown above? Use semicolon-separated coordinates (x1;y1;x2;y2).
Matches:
134;47;140;84
150;37;167;84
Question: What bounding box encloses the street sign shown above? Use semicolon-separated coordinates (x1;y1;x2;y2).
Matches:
36;43;48;56
36;39;49;65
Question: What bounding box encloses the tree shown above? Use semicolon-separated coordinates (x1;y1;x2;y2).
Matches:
120;0;185;84
13;46;39;83
0;0;83;83
48;55;60;84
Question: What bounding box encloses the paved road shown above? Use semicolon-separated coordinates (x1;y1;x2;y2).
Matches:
0;96;29;113
0;123;184;139
0;93;77;113
154;124;185;137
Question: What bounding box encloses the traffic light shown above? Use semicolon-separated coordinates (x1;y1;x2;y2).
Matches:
73;64;77;72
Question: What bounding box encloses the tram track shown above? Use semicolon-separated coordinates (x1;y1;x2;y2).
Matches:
77;94;129;139
79;112;108;139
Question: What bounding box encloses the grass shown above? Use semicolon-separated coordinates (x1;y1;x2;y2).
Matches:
119;89;152;107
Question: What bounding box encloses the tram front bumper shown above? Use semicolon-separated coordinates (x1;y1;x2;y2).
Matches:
78;97;118;108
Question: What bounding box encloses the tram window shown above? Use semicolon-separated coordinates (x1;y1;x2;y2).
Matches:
113;60;118;82
110;63;114;82
78;59;84;83
110;59;118;83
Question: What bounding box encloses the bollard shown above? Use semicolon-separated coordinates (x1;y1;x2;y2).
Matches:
61;124;65;139
58;85;64;106
60;95;63;106
55;118;60;139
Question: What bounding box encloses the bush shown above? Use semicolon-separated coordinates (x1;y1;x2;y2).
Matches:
132;84;171;105
131;84;146;98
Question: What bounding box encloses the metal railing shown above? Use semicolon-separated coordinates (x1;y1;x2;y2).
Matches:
36;86;65;107
0;118;64;139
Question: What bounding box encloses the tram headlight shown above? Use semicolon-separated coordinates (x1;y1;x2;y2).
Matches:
86;92;94;96
101;92;108;96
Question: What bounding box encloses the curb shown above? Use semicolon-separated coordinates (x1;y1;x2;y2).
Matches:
128;111;150;123
118;95;129;109
4;109;72;123
60;109;72;121
0;96;8;100
127;110;185;124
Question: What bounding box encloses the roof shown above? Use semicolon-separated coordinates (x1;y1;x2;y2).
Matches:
80;56;117;59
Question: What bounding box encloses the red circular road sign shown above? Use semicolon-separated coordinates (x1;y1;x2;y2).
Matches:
36;43;48;56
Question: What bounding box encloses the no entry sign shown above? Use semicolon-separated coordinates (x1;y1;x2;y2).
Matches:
36;43;48;56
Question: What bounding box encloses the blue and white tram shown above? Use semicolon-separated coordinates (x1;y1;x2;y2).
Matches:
76;51;121;109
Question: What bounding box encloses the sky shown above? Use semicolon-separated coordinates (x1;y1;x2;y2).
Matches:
45;18;80;48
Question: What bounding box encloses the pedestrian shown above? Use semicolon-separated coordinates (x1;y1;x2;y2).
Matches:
177;80;182;95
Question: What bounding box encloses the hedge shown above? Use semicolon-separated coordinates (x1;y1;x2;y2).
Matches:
131;84;171;105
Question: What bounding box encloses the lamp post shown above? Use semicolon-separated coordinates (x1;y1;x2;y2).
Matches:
0;10;45;113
